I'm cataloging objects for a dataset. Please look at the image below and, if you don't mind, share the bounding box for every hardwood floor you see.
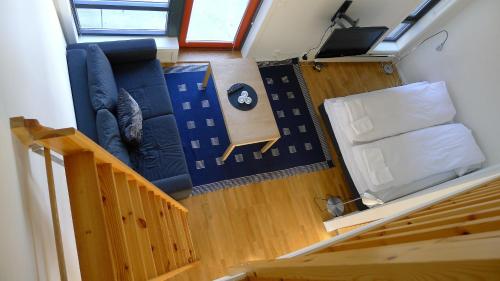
[171,61,401,281]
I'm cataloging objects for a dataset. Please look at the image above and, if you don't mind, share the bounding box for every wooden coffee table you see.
[202,58,280,161]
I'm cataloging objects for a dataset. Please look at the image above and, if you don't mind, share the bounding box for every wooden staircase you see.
[233,177,500,280]
[11,117,198,281]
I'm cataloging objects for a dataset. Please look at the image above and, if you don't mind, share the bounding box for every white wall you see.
[0,0,80,280]
[397,0,500,165]
[52,0,79,44]
[242,0,422,61]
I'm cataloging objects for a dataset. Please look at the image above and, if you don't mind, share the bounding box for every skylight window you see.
[384,0,440,42]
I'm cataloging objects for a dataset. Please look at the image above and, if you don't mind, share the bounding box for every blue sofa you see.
[66,39,192,200]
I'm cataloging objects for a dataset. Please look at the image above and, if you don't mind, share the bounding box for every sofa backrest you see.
[67,39,157,64]
[67,49,98,141]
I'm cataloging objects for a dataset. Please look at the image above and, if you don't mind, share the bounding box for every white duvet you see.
[331,81,456,144]
[352,123,485,193]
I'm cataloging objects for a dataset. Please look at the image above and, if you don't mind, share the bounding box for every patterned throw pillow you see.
[116,88,143,145]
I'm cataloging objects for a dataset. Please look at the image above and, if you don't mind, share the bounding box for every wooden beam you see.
[64,152,116,281]
[97,164,134,281]
[452,182,500,200]
[115,172,148,281]
[43,148,68,281]
[180,211,197,261]
[148,261,200,281]
[469,180,500,193]
[161,200,181,268]
[409,192,500,218]
[129,180,158,279]
[429,184,500,207]
[330,216,500,251]
[172,206,190,266]
[153,196,177,271]
[140,187,166,273]
[241,235,500,280]
[432,185,500,208]
[385,199,500,228]
[359,206,500,239]
[147,191,171,273]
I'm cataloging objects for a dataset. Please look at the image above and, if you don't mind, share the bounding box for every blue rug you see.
[165,60,332,195]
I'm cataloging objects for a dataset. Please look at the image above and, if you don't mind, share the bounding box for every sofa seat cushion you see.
[87,44,118,111]
[117,88,143,145]
[96,109,132,166]
[113,59,173,118]
[130,115,191,189]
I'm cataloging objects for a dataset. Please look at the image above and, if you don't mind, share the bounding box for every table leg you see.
[222,144,236,162]
[261,137,280,154]
[202,63,212,90]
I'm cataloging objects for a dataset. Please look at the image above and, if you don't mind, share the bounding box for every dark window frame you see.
[70,0,170,36]
[384,0,440,42]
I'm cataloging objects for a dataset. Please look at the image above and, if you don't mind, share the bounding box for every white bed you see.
[323,84,485,205]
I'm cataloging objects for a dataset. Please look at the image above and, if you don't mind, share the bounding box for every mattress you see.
[351,123,486,193]
[324,98,485,205]
[332,81,456,144]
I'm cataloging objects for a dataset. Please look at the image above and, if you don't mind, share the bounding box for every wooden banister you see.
[233,177,500,280]
[10,116,198,281]
[10,116,187,212]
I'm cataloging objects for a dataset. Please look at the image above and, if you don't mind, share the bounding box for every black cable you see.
[303,23,335,60]
[396,29,449,64]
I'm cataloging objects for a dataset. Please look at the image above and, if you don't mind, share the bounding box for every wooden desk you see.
[202,59,280,161]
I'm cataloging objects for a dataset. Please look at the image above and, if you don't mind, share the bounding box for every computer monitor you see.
[315,26,388,58]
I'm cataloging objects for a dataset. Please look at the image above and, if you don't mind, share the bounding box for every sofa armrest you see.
[67,39,157,64]
[153,174,193,200]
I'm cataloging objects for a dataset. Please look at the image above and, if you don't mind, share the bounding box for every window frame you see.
[384,0,440,42]
[70,0,170,36]
[178,0,261,49]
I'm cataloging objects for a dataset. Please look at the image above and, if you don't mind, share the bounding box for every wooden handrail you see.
[10,116,198,281]
[10,116,186,212]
